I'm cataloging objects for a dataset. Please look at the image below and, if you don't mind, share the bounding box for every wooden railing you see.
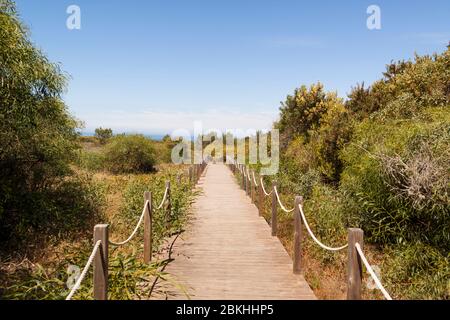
[227,161,392,300]
[66,161,207,300]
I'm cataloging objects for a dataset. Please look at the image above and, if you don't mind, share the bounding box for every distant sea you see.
[81,132,166,141]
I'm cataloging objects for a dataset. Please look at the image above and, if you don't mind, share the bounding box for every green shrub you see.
[340,107,450,249]
[0,173,106,248]
[153,141,174,164]
[303,184,349,258]
[104,135,156,174]
[0,1,104,248]
[383,243,450,299]
[308,102,353,182]
[75,149,105,171]
[94,127,113,145]
[277,83,342,146]
[117,168,194,251]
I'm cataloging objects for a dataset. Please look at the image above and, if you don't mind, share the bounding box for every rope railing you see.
[273,186,294,213]
[155,186,169,210]
[298,204,348,251]
[252,171,259,187]
[108,200,150,246]
[66,240,102,300]
[355,243,393,300]
[65,161,207,300]
[226,162,393,300]
[260,177,273,196]
[246,167,252,182]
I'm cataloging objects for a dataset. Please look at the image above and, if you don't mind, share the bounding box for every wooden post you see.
[245,170,250,197]
[258,175,263,216]
[271,181,277,236]
[347,228,364,300]
[93,224,109,300]
[144,192,152,264]
[241,167,245,190]
[165,181,171,224]
[250,171,255,204]
[189,167,193,185]
[293,196,303,274]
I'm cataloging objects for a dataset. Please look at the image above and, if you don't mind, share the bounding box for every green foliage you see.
[308,102,353,182]
[1,242,180,300]
[340,107,450,250]
[153,140,175,164]
[346,51,450,119]
[275,48,450,299]
[94,127,113,144]
[118,168,194,250]
[278,83,342,145]
[0,1,106,247]
[383,243,450,299]
[104,135,156,173]
[303,184,349,259]
[75,149,105,171]
[278,83,352,183]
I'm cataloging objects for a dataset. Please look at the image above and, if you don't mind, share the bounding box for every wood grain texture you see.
[164,164,316,300]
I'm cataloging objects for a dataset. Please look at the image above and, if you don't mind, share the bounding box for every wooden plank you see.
[161,164,316,300]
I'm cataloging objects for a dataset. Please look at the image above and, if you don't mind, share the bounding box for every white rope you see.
[260,178,273,196]
[298,204,348,251]
[246,167,252,182]
[66,240,102,300]
[355,243,393,300]
[156,186,169,210]
[252,171,259,187]
[109,200,149,246]
[273,186,294,213]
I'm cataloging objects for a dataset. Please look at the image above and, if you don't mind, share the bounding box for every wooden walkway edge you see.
[163,163,316,300]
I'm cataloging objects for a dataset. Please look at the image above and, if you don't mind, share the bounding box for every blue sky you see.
[15,0,450,135]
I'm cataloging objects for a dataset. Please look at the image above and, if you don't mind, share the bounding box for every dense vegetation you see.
[268,48,449,299]
[0,0,102,249]
[0,1,194,300]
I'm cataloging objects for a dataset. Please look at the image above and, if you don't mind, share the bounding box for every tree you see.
[0,1,87,244]
[94,127,113,144]
[277,83,342,147]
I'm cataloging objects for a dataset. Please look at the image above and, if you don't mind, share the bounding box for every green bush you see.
[340,107,450,250]
[383,243,449,299]
[277,83,342,145]
[104,135,156,174]
[0,1,104,248]
[75,149,105,171]
[94,127,113,145]
[118,168,194,251]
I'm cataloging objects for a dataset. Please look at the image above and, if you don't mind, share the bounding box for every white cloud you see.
[77,109,278,135]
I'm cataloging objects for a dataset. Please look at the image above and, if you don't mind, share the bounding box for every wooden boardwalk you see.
[164,163,316,300]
